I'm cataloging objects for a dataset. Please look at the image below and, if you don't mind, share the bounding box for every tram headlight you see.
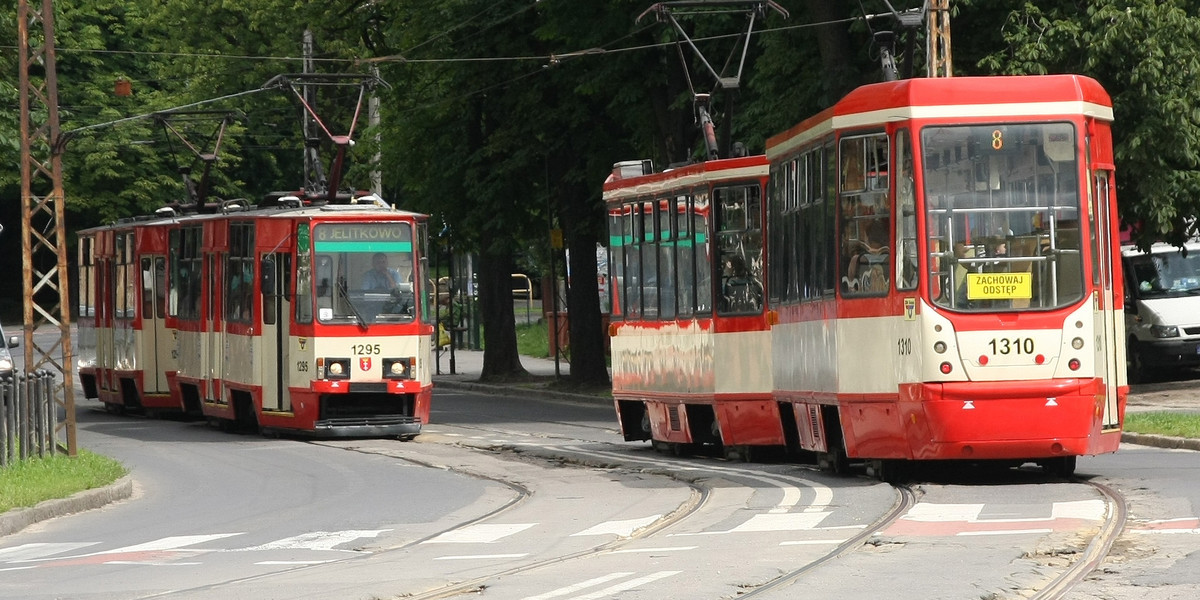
[1072,337,1085,350]
[383,357,413,379]
[1150,324,1180,338]
[933,341,947,354]
[320,357,351,380]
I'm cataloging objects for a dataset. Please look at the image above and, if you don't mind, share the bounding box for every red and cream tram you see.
[766,74,1125,477]
[606,156,783,456]
[77,195,435,437]
[77,214,179,414]
[608,74,1126,476]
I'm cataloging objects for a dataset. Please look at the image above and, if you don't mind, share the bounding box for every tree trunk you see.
[477,246,527,381]
[807,0,861,102]
[562,216,611,388]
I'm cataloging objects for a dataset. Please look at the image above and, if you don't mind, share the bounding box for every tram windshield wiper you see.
[336,281,369,329]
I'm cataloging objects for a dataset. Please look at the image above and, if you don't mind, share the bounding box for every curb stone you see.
[1121,432,1200,451]
[0,475,133,537]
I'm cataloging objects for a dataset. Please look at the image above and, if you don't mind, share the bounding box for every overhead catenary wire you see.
[42,8,898,145]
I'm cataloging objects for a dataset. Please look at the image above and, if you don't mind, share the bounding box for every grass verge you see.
[1124,411,1200,439]
[0,451,127,513]
[516,320,551,358]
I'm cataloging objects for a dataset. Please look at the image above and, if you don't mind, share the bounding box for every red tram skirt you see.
[844,378,1123,461]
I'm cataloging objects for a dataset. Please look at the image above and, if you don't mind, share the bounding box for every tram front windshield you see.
[922,122,1085,312]
[312,222,416,324]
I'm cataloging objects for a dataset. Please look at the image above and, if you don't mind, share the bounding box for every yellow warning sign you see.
[966,272,1032,300]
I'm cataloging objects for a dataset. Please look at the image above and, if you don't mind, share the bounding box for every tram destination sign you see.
[313,223,412,253]
[966,272,1032,300]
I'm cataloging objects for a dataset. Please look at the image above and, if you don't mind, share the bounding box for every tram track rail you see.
[737,483,918,598]
[1029,479,1127,600]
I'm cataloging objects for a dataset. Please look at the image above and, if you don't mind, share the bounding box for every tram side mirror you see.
[261,258,277,296]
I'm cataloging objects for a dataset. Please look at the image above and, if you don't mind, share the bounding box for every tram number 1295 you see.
[988,337,1034,355]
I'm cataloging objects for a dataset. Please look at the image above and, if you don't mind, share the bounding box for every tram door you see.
[140,256,168,393]
[1092,170,1122,430]
[206,254,221,403]
[97,258,115,394]
[260,252,291,412]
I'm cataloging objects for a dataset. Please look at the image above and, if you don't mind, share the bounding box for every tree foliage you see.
[7,0,1200,365]
[973,0,1200,247]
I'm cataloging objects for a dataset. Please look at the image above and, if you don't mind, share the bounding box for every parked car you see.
[0,324,18,379]
[1123,240,1200,382]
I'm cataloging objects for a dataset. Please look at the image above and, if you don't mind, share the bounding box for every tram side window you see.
[768,159,793,303]
[141,258,154,317]
[114,233,131,319]
[296,225,313,324]
[168,230,180,317]
[694,195,713,313]
[607,209,625,319]
[79,237,95,318]
[804,144,831,301]
[418,221,433,324]
[674,195,694,318]
[657,199,677,320]
[623,206,641,319]
[895,130,918,291]
[640,202,659,318]
[716,184,764,314]
[840,133,891,296]
[226,222,255,323]
[169,227,203,320]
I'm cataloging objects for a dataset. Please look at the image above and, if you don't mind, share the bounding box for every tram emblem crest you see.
[359,357,372,372]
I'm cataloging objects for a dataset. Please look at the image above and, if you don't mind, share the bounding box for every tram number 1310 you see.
[988,337,1035,355]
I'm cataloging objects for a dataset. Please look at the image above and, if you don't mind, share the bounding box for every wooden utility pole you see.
[927,0,952,77]
[18,0,77,456]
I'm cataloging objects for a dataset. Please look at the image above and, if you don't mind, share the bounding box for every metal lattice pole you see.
[18,0,77,457]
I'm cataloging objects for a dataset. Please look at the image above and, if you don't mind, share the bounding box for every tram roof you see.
[602,154,768,202]
[77,201,426,235]
[766,74,1114,159]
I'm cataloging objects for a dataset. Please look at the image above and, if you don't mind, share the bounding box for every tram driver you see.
[363,252,405,291]
[363,252,415,316]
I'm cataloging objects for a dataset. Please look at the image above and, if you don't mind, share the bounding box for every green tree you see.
[974,0,1200,248]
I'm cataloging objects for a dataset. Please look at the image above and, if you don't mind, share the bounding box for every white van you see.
[1122,240,1200,382]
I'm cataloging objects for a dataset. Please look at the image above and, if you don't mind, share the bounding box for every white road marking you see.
[255,560,337,565]
[902,503,985,522]
[102,534,244,554]
[571,515,661,538]
[423,523,536,544]
[564,446,832,513]
[608,546,697,554]
[236,529,390,552]
[569,571,682,600]
[432,553,528,560]
[523,573,634,600]
[958,529,1053,536]
[1051,499,1106,520]
[0,543,99,562]
[670,511,831,535]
